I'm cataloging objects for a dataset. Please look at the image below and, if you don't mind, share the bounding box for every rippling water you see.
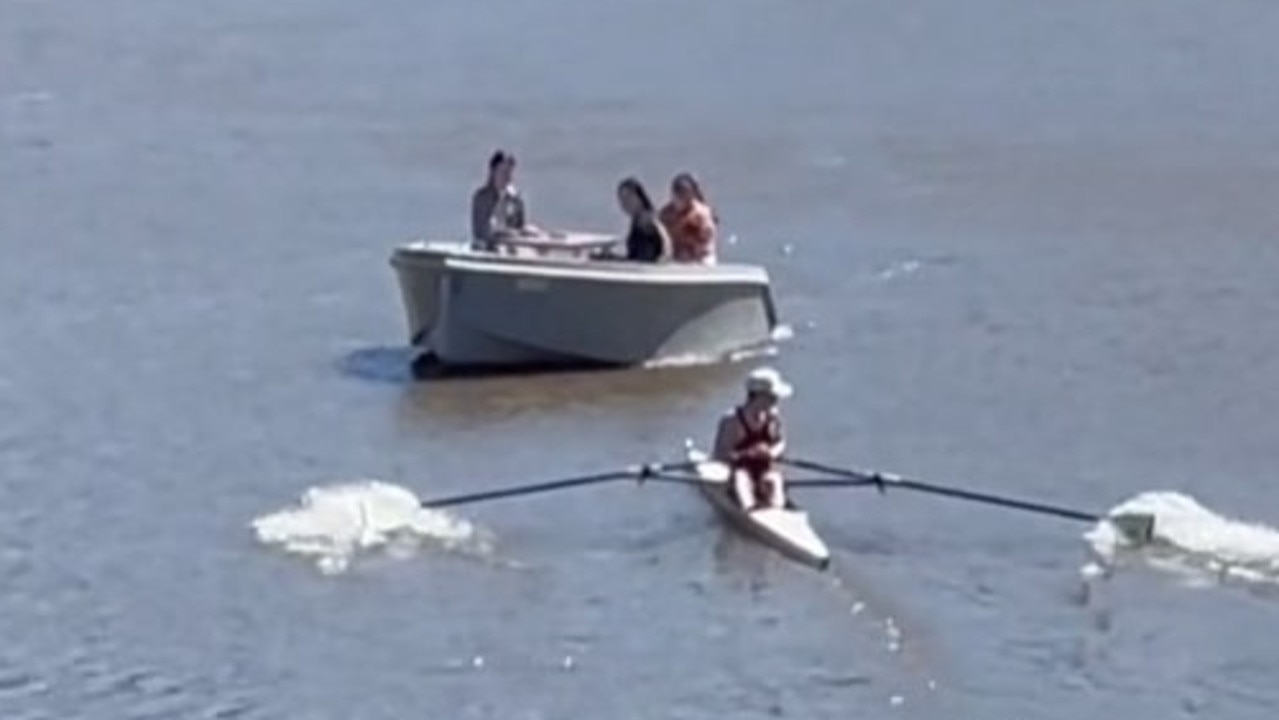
[3,0,1279,718]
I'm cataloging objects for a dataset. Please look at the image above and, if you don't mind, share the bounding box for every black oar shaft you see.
[782,458,1101,524]
[887,478,1100,523]
[421,470,631,509]
[639,473,705,488]
[419,462,698,509]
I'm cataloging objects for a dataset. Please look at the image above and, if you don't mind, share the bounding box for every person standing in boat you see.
[614,176,671,262]
[470,150,537,250]
[712,367,792,510]
[659,172,718,264]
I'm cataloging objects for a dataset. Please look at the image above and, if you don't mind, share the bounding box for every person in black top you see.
[615,177,670,262]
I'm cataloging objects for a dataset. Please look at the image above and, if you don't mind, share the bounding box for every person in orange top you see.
[658,172,718,264]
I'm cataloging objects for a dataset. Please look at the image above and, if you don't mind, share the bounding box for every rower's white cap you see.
[745,366,793,399]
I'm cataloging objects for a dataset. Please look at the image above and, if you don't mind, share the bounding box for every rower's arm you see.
[766,416,787,459]
[769,437,787,459]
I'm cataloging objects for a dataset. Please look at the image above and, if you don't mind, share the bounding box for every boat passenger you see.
[712,367,792,510]
[616,176,671,262]
[470,150,535,250]
[658,172,718,264]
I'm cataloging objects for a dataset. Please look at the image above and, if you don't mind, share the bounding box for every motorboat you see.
[388,232,781,371]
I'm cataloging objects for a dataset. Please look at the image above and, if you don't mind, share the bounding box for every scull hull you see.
[685,446,831,570]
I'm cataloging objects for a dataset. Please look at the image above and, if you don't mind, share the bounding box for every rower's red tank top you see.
[732,407,781,477]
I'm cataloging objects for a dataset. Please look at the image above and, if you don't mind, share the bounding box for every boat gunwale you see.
[390,241,771,285]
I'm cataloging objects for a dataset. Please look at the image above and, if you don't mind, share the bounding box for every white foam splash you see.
[251,480,494,574]
[1084,491,1279,587]
[875,259,922,281]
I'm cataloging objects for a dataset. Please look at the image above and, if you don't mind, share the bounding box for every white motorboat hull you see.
[685,446,831,570]
[390,239,780,370]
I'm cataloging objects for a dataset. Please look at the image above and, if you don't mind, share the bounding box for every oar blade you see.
[1110,512,1156,545]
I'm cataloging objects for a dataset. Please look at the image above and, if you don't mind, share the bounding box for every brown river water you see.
[3,0,1279,717]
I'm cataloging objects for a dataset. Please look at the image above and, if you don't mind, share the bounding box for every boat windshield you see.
[482,231,621,261]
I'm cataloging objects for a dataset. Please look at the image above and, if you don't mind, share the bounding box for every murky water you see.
[3,0,1279,718]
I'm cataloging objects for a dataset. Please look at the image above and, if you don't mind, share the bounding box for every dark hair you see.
[672,172,706,203]
[488,150,514,171]
[617,176,655,212]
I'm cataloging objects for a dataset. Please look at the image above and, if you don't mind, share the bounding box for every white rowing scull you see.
[684,443,831,570]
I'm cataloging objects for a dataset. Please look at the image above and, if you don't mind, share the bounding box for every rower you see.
[712,367,792,510]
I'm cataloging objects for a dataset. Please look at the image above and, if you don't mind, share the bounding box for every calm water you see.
[4,0,1279,717]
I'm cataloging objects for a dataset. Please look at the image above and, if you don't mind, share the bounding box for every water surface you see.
[3,0,1279,718]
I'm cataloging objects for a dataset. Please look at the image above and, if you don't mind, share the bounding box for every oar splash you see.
[250,462,698,574]
[250,479,497,575]
[1083,491,1279,587]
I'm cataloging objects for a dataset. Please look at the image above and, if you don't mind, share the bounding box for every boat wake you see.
[1084,491,1279,590]
[642,325,792,369]
[250,480,496,574]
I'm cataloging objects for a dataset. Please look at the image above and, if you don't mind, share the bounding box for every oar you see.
[779,457,1156,543]
[419,461,700,509]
